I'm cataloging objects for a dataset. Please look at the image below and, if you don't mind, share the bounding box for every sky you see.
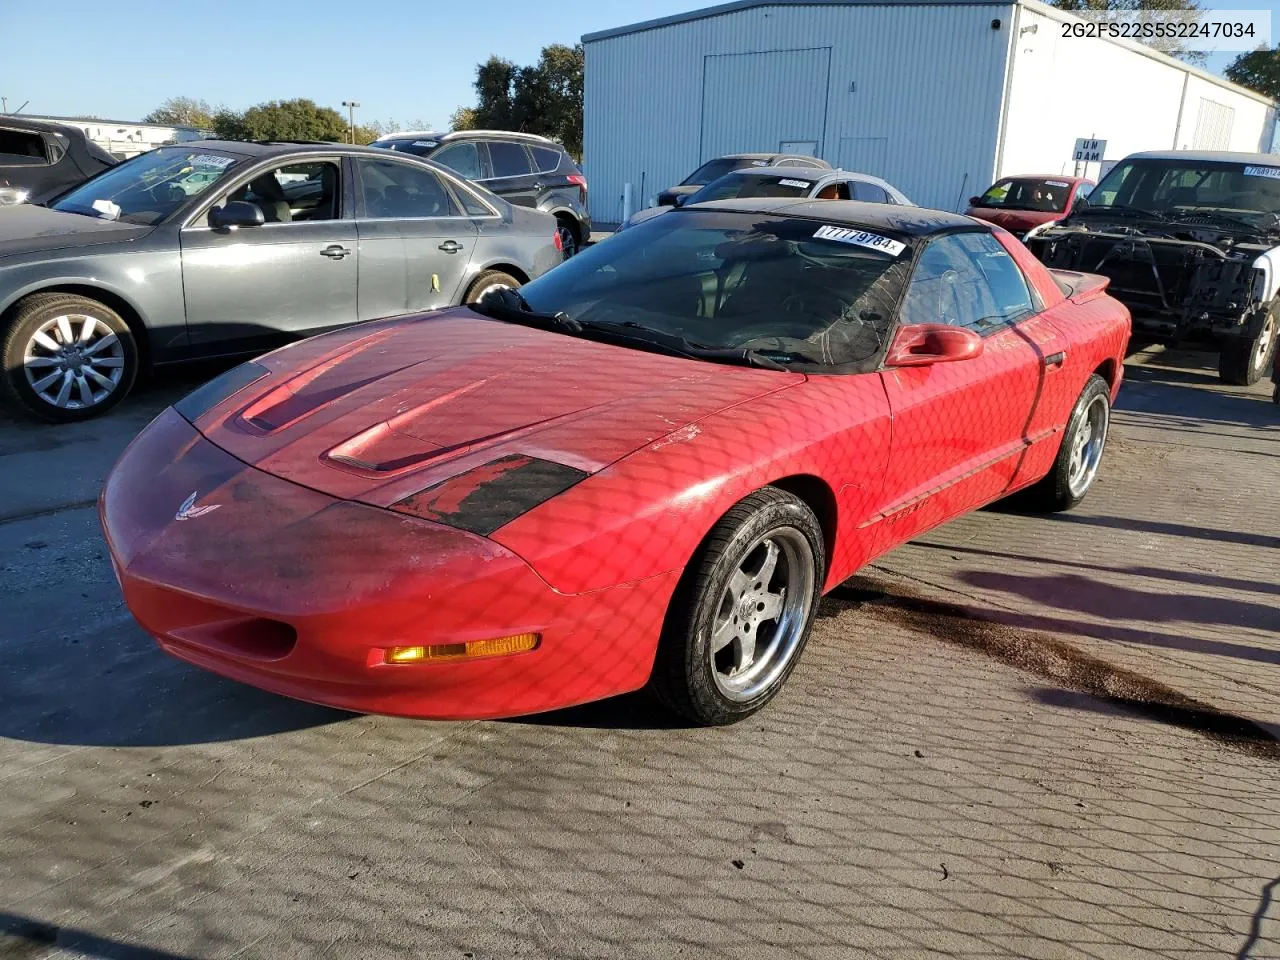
[2,0,1276,125]
[1,0,699,126]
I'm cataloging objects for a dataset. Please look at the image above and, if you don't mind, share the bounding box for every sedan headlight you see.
[0,186,30,206]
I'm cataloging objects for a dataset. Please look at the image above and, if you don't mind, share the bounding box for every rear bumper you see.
[100,408,676,719]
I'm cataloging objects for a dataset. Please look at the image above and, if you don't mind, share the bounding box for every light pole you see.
[342,100,360,144]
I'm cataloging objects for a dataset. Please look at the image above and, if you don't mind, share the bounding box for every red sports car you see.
[966,175,1094,239]
[101,199,1130,725]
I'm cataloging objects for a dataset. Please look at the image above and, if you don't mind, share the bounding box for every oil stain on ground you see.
[825,575,1280,762]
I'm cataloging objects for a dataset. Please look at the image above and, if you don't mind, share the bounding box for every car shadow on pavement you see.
[504,690,690,731]
[987,505,1280,550]
[0,911,201,960]
[0,632,352,748]
[958,570,1280,636]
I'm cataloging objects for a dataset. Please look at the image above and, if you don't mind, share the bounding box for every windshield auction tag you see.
[1243,166,1280,179]
[1045,180,1070,187]
[812,224,906,256]
[191,154,235,169]
[778,179,811,189]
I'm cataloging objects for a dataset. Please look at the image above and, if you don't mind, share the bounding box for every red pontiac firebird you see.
[101,199,1130,726]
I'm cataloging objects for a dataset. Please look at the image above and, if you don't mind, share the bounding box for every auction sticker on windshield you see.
[191,155,235,169]
[812,225,906,257]
[778,179,811,189]
[1244,166,1280,179]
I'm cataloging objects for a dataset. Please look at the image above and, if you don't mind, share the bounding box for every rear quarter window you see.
[531,146,562,174]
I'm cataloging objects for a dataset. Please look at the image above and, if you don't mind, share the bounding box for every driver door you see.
[871,232,1044,550]
[179,157,358,350]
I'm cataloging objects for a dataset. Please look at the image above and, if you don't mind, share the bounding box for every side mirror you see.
[968,196,982,207]
[673,194,689,208]
[1071,194,1089,213]
[886,323,984,367]
[209,200,265,230]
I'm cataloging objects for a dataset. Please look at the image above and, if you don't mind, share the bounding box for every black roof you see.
[687,197,980,236]
[178,139,393,158]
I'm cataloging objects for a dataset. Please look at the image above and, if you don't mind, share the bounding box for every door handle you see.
[532,182,545,190]
[438,240,463,254]
[320,245,351,260]
[1044,351,1067,368]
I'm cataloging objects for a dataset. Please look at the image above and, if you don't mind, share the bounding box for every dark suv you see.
[371,130,590,256]
[0,116,118,206]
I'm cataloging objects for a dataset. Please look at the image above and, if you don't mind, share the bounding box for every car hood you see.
[621,206,673,230]
[0,203,151,257]
[191,309,800,510]
[966,206,1061,232]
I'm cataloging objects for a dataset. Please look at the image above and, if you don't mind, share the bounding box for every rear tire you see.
[1,292,138,422]
[1024,374,1111,512]
[1219,301,1278,386]
[650,488,824,726]
[556,217,580,259]
[464,270,520,304]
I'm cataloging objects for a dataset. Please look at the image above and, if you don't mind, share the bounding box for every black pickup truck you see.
[1023,151,1280,386]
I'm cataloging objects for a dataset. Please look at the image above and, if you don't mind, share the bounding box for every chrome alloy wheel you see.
[23,314,126,411]
[708,528,816,702]
[1067,393,1110,498]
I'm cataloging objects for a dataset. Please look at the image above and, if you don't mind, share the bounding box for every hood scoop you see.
[324,378,610,476]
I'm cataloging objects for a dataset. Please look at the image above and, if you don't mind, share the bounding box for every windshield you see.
[1085,158,1280,226]
[52,147,238,224]
[372,138,438,157]
[977,178,1073,213]
[691,173,816,203]
[501,210,914,371]
[681,157,764,186]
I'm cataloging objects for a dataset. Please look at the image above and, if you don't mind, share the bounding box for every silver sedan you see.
[0,140,563,421]
[620,166,914,232]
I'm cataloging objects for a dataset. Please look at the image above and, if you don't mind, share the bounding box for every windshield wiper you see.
[1168,209,1273,233]
[467,287,582,334]
[1075,204,1169,221]
[577,319,810,370]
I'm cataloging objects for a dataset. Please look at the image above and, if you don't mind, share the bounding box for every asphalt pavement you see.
[0,345,1277,960]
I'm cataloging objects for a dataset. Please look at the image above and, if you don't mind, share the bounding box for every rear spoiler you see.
[1049,269,1111,304]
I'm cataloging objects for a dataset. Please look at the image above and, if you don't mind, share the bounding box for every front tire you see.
[1,293,138,422]
[556,217,579,260]
[1219,301,1278,386]
[650,488,824,726]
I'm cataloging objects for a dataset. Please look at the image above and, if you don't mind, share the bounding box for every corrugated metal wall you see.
[998,4,1276,180]
[583,3,1014,224]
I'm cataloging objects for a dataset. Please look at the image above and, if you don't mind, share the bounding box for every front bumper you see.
[100,408,676,719]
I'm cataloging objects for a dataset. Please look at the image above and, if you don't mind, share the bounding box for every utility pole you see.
[342,100,360,144]
[1,97,7,114]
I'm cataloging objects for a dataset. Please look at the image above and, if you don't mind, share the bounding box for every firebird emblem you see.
[175,491,220,522]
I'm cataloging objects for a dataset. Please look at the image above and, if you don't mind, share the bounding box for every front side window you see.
[900,232,1033,331]
[488,141,532,178]
[359,159,460,218]
[431,141,484,180]
[225,161,340,223]
[511,211,915,371]
[54,147,238,225]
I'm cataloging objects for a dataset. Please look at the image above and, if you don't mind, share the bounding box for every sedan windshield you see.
[977,178,1073,213]
[498,210,914,371]
[691,173,816,203]
[681,157,763,186]
[52,147,238,225]
[1086,158,1280,226]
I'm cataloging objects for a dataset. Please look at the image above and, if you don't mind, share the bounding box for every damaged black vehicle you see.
[1023,151,1280,385]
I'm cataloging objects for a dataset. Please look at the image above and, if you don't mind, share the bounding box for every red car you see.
[100,200,1130,726]
[966,175,1094,238]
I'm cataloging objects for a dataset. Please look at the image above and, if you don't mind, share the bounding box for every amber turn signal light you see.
[383,633,540,664]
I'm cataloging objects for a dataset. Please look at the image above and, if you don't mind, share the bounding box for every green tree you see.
[466,44,584,157]
[211,108,248,141]
[1226,45,1280,98]
[143,96,216,130]
[449,106,478,131]
[236,98,350,142]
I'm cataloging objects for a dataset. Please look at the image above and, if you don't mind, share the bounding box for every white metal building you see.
[582,0,1277,224]
[20,115,207,159]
